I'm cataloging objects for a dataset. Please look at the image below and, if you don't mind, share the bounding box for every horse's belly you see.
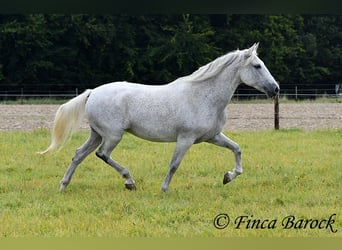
[126,96,185,142]
[127,123,178,142]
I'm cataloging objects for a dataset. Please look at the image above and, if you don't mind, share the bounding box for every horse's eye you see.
[254,64,261,69]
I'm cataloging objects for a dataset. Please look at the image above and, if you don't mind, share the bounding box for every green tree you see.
[0,14,341,94]
[302,15,342,84]
[0,14,53,88]
[132,14,221,84]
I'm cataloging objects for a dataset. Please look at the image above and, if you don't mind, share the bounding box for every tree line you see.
[0,14,341,94]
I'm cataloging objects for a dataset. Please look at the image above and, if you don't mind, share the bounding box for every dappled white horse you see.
[40,43,279,192]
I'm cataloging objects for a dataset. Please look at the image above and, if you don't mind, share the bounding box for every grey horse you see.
[40,43,279,192]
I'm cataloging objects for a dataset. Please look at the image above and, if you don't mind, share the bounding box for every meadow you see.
[0,128,341,237]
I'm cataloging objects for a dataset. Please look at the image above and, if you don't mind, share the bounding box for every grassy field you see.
[0,129,341,237]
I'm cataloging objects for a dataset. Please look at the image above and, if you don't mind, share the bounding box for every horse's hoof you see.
[59,184,67,191]
[59,180,68,191]
[125,183,136,190]
[223,173,232,185]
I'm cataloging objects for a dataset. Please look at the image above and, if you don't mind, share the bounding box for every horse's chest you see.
[193,111,226,142]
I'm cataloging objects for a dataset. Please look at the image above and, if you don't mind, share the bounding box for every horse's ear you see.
[245,44,256,58]
[245,43,259,59]
[254,42,259,51]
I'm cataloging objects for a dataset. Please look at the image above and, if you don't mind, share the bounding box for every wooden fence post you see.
[274,94,279,130]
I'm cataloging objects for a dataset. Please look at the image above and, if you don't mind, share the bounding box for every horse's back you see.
[85,82,185,141]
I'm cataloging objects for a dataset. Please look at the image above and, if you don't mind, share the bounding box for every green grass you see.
[0,129,341,237]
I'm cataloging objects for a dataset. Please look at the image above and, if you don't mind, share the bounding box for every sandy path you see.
[0,103,341,132]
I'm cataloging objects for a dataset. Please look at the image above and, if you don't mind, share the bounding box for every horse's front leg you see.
[207,132,242,184]
[161,137,195,192]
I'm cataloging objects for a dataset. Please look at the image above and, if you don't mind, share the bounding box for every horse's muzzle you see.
[267,85,279,98]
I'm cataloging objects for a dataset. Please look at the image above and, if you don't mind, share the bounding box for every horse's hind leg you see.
[60,129,102,191]
[95,134,136,190]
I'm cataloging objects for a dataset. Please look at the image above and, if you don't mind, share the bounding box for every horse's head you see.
[239,43,279,98]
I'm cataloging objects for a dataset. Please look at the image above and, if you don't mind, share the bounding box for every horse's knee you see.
[72,149,84,164]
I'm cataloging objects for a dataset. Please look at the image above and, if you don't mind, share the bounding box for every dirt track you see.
[0,103,341,132]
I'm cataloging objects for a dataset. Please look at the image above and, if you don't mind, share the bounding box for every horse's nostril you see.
[274,86,279,93]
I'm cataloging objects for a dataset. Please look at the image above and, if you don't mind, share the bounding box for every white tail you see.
[39,89,92,154]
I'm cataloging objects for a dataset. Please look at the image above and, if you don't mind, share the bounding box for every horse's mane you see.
[179,49,243,83]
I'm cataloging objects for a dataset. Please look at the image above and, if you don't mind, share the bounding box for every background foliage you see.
[0,14,341,92]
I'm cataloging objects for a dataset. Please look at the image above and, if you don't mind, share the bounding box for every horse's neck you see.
[218,67,241,102]
[190,65,241,111]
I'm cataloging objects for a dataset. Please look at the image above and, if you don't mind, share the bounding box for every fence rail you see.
[2,85,337,130]
[232,83,341,100]
[0,88,79,100]
[0,85,341,101]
